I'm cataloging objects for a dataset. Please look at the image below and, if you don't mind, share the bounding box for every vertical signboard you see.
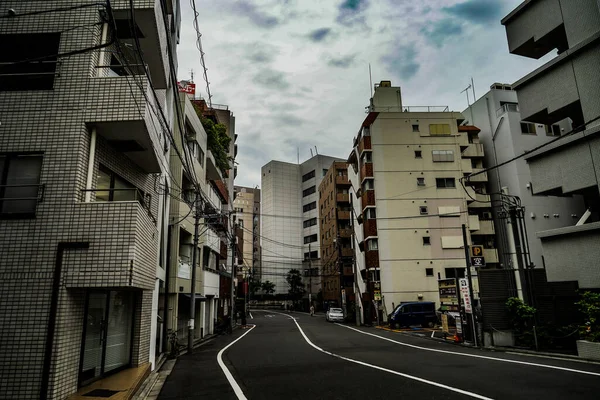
[459,278,473,314]
[438,278,459,312]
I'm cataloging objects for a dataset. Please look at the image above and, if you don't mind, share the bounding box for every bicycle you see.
[167,329,184,358]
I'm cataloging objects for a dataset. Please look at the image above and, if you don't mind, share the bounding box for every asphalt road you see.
[158,310,600,400]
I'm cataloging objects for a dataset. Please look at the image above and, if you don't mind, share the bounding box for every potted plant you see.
[576,291,600,360]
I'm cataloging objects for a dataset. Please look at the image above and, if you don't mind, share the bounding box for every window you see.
[412,124,420,132]
[238,219,244,228]
[367,239,378,251]
[303,218,317,228]
[303,202,316,212]
[422,236,431,245]
[0,33,61,91]
[545,124,561,137]
[304,250,318,260]
[432,150,454,162]
[365,208,376,219]
[107,54,128,77]
[96,165,142,203]
[436,178,456,188]
[302,170,315,182]
[429,124,451,135]
[417,177,425,186]
[302,186,316,197]
[426,268,434,277]
[322,169,328,177]
[362,179,374,191]
[362,152,372,163]
[520,122,536,135]
[0,154,43,216]
[187,141,204,167]
[414,150,422,158]
[419,206,428,215]
[304,234,317,244]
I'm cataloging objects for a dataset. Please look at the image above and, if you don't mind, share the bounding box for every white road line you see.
[249,312,253,319]
[266,310,492,400]
[217,325,256,400]
[335,323,600,377]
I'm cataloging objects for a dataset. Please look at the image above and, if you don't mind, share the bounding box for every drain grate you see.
[82,389,121,398]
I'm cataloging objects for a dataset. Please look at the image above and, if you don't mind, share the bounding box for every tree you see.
[249,276,262,295]
[286,269,305,302]
[192,103,232,175]
[577,291,600,343]
[261,280,275,295]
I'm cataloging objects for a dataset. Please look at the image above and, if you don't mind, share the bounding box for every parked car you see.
[326,307,344,322]
[388,302,437,329]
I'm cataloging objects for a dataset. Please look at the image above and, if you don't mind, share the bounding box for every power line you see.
[190,0,212,107]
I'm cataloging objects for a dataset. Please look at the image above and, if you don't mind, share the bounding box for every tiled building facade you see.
[0,1,180,398]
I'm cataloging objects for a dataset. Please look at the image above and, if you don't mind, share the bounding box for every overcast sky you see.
[176,0,551,188]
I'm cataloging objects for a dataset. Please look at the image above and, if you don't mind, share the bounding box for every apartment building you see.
[318,162,354,310]
[464,84,585,282]
[234,186,261,280]
[0,1,180,398]
[261,155,341,297]
[502,0,600,289]
[347,81,499,320]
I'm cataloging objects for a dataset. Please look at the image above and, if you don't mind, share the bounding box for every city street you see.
[158,310,600,400]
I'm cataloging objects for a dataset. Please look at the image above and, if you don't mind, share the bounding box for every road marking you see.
[249,312,253,319]
[336,324,600,377]
[265,311,491,400]
[217,324,256,400]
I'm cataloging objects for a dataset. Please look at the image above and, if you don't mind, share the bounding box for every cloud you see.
[273,113,306,126]
[336,0,369,26]
[380,43,420,80]
[229,1,280,28]
[253,68,290,90]
[328,54,357,68]
[421,19,463,48]
[246,43,279,63]
[308,27,332,42]
[442,0,504,24]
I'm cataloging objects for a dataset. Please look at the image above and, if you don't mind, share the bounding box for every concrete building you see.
[0,1,180,398]
[261,154,342,296]
[347,81,499,320]
[318,162,355,310]
[502,0,600,289]
[234,186,261,280]
[464,84,585,282]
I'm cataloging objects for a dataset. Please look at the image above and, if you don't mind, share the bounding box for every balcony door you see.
[80,291,134,386]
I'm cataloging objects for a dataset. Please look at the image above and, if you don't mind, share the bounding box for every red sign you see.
[178,81,196,95]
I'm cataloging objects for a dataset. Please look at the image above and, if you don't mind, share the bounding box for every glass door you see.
[80,292,108,386]
[104,291,133,373]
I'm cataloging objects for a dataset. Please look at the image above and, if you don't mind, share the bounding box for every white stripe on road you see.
[264,311,492,400]
[217,324,256,400]
[335,324,600,377]
[249,311,253,319]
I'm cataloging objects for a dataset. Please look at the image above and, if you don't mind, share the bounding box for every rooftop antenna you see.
[315,146,318,155]
[471,77,476,100]
[190,69,194,82]
[369,63,373,98]
[297,147,300,164]
[461,84,472,107]
[310,148,313,157]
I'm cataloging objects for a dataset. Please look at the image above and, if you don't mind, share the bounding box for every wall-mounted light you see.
[530,212,536,219]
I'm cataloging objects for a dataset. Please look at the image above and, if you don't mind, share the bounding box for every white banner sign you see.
[459,278,473,314]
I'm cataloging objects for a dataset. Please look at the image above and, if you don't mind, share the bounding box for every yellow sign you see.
[441,314,449,333]
[471,245,483,257]
[374,290,381,301]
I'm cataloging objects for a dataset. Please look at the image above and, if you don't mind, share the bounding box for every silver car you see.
[326,307,344,322]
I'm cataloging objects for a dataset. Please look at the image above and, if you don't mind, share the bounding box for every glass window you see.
[432,150,454,162]
[304,234,317,244]
[545,124,561,137]
[368,239,378,250]
[423,236,431,245]
[417,177,425,186]
[362,180,374,191]
[0,154,43,216]
[414,150,422,158]
[426,268,434,277]
[322,169,328,177]
[302,170,315,182]
[303,218,317,228]
[302,186,316,197]
[419,206,428,215]
[429,124,451,135]
[436,178,456,188]
[362,152,372,163]
[520,122,536,135]
[365,208,376,219]
[96,165,140,203]
[412,124,419,132]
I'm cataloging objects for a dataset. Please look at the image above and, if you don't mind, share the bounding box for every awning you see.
[182,293,207,301]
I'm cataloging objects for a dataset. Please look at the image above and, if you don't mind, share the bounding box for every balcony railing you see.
[367,105,449,113]
[81,187,155,224]
[496,103,519,117]
[336,193,350,203]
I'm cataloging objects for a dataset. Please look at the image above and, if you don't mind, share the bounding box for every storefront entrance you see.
[79,291,135,386]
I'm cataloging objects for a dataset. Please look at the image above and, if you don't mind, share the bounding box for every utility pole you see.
[187,191,202,353]
[461,224,478,347]
[336,231,344,315]
[308,243,312,307]
[230,221,237,332]
[350,196,361,326]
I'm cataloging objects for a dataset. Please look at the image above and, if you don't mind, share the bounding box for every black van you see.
[388,302,437,328]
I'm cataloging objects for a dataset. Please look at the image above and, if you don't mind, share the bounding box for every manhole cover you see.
[82,389,121,398]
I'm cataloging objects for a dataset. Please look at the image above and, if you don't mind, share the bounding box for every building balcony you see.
[360,162,374,181]
[206,150,224,181]
[502,0,568,59]
[65,200,157,290]
[467,192,492,209]
[336,193,350,203]
[358,135,372,154]
[469,169,488,182]
[338,228,352,238]
[482,248,499,264]
[461,159,473,174]
[472,220,495,236]
[365,250,379,269]
[461,143,484,158]
[524,126,600,196]
[335,175,351,186]
[537,222,600,289]
[468,215,480,231]
[112,0,169,88]
[338,210,351,220]
[341,248,354,258]
[363,219,377,238]
[361,190,375,208]
[85,76,163,173]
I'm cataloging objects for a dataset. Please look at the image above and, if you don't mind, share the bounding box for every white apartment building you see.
[261,155,342,296]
